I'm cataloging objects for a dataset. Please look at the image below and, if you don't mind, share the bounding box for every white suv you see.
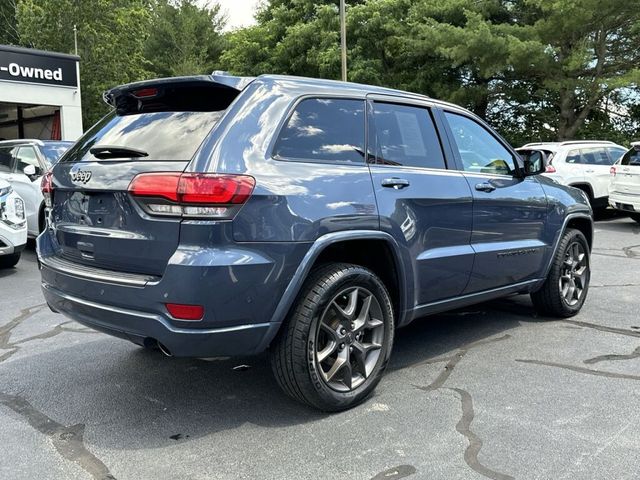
[609,142,640,223]
[516,141,627,209]
[0,179,27,268]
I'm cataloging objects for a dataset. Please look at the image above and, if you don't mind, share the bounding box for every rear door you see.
[49,79,241,275]
[441,110,548,293]
[580,146,617,199]
[367,98,474,305]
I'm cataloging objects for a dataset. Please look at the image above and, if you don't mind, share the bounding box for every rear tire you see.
[531,229,590,318]
[271,263,394,412]
[0,253,21,269]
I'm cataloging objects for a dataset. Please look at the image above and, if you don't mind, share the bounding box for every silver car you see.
[0,139,73,237]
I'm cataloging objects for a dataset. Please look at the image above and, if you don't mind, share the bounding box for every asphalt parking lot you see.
[1,215,639,480]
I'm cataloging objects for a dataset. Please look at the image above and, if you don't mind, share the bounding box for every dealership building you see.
[0,44,83,141]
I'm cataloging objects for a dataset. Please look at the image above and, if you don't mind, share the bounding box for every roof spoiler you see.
[103,73,256,114]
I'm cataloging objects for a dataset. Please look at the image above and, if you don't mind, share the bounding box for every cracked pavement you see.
[0,214,639,480]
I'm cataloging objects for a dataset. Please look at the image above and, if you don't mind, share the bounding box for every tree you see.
[0,0,19,45]
[16,0,153,126]
[145,0,226,77]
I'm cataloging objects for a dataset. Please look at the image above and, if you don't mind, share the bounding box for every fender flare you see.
[255,230,411,352]
[538,211,593,283]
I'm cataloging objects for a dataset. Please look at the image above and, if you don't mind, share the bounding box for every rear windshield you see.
[62,111,223,163]
[621,147,640,166]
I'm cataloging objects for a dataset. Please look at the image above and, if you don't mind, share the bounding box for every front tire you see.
[531,229,590,317]
[0,253,21,269]
[630,213,640,225]
[271,263,394,412]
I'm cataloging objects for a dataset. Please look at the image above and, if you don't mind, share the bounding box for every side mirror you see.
[520,151,546,176]
[23,164,37,177]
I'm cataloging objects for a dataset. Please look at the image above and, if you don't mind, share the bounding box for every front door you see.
[441,110,549,293]
[367,99,474,307]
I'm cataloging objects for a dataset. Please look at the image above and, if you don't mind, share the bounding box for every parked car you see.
[0,179,27,268]
[0,139,74,237]
[38,74,593,411]
[516,141,627,209]
[609,142,640,223]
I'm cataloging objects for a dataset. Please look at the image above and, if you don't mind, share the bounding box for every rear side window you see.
[606,147,627,163]
[273,98,365,163]
[370,102,446,169]
[579,147,612,165]
[62,110,223,163]
[621,148,640,166]
[0,147,15,173]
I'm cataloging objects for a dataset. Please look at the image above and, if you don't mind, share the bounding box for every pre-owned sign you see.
[0,45,79,88]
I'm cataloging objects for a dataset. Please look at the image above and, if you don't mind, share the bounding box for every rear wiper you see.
[90,145,149,159]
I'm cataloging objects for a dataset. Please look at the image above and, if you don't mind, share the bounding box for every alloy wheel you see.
[559,241,589,306]
[315,287,385,392]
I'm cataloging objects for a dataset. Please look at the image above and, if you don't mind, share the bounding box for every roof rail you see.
[559,140,616,146]
[521,142,560,147]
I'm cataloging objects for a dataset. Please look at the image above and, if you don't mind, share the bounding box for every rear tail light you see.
[545,165,556,173]
[128,173,255,219]
[610,166,617,176]
[41,171,54,208]
[165,303,204,321]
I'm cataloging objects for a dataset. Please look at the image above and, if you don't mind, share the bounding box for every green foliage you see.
[16,0,153,126]
[145,0,226,77]
[0,0,19,45]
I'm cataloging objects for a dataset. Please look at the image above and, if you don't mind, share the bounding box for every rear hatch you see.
[48,76,250,276]
[612,146,640,198]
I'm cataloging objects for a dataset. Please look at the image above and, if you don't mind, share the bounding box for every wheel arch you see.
[258,231,412,352]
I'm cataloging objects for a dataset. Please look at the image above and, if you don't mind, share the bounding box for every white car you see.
[516,141,627,209]
[0,139,73,237]
[0,179,27,268]
[609,142,640,223]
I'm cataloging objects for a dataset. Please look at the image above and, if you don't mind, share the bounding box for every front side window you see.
[0,147,15,173]
[444,112,516,175]
[370,102,446,169]
[273,98,365,163]
[15,146,42,176]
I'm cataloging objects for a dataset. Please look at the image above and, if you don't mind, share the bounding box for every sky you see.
[213,0,261,30]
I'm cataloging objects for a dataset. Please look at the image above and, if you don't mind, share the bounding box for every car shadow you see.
[0,294,537,452]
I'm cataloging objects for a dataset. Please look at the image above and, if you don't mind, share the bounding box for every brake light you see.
[128,173,255,218]
[545,165,556,173]
[132,87,159,99]
[610,166,617,176]
[166,303,204,321]
[41,171,54,208]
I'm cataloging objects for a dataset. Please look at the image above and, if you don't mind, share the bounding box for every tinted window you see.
[15,146,42,176]
[0,147,15,173]
[273,98,365,163]
[370,103,445,169]
[580,147,612,165]
[63,111,223,162]
[606,147,627,163]
[40,142,72,166]
[621,147,640,166]
[566,150,581,164]
[444,112,515,175]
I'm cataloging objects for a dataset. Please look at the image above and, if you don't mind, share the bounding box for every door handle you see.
[381,178,410,189]
[585,169,595,173]
[475,182,496,193]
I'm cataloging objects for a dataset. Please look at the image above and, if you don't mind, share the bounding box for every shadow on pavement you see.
[0,293,537,451]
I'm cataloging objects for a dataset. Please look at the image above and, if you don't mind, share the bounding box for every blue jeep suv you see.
[38,74,592,411]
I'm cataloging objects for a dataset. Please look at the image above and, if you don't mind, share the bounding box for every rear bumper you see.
[42,283,278,356]
[37,231,310,357]
[609,191,640,212]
